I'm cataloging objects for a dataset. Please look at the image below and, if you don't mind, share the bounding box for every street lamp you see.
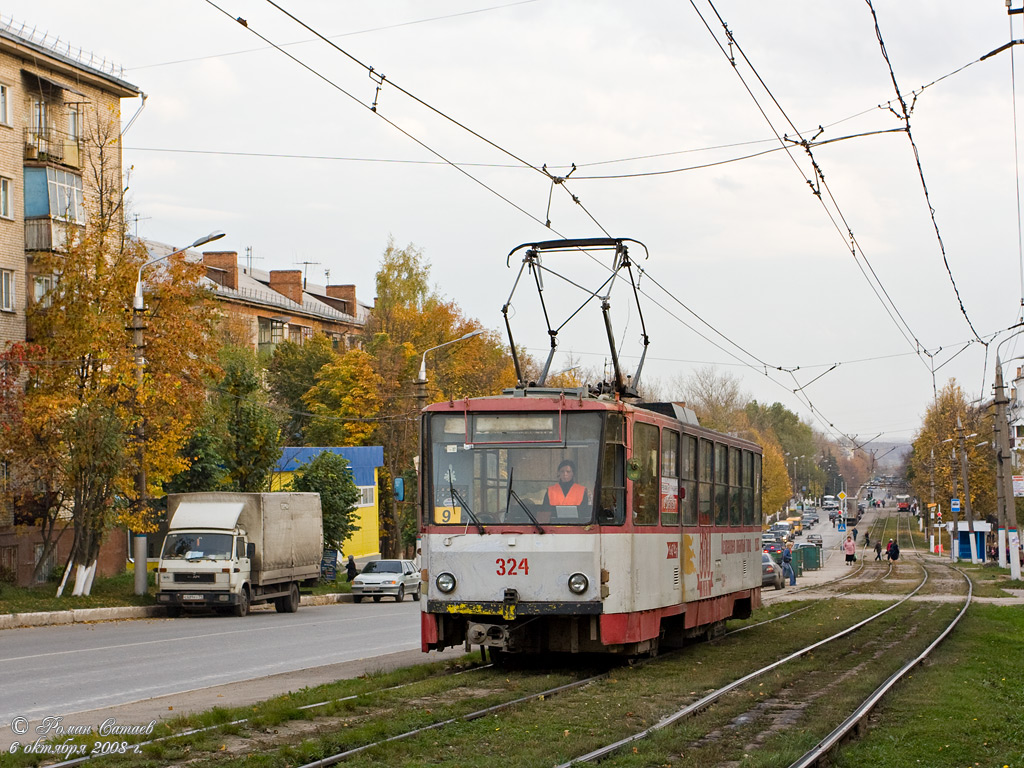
[130,230,225,595]
[414,329,485,408]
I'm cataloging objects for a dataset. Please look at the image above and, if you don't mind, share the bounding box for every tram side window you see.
[754,453,763,522]
[632,422,659,526]
[729,447,741,526]
[598,413,626,525]
[681,434,697,526]
[714,443,729,526]
[742,450,755,525]
[698,438,713,526]
[661,429,680,526]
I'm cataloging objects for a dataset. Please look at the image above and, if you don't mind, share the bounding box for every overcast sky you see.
[12,1,1024,449]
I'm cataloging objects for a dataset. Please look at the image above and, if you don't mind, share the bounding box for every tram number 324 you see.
[496,558,530,576]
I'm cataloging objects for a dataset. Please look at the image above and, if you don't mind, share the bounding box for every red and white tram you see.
[418,389,763,656]
[419,238,764,656]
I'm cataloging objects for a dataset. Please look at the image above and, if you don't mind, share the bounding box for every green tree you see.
[290,451,360,551]
[214,346,281,492]
[266,335,337,444]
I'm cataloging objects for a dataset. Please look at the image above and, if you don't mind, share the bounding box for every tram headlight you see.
[567,572,589,595]
[436,572,457,593]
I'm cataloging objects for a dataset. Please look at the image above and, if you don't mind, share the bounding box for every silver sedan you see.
[351,559,421,602]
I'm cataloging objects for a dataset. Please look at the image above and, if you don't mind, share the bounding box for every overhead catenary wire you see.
[864,0,984,345]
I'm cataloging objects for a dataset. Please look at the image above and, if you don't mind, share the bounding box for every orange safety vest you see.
[548,483,585,505]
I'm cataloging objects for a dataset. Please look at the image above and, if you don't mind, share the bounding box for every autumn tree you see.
[302,349,383,446]
[16,118,219,595]
[907,380,995,529]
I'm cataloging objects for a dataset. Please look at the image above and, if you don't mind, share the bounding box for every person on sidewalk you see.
[781,544,796,586]
[844,535,857,565]
[874,540,883,560]
[346,555,358,582]
[885,539,894,560]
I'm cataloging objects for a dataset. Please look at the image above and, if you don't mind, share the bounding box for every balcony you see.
[24,127,82,169]
[25,218,80,252]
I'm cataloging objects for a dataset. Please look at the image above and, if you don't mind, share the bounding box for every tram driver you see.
[540,459,593,521]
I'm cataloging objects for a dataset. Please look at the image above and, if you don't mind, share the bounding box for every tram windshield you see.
[427,411,603,527]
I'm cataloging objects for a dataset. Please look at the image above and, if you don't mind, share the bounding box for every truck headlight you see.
[568,572,588,594]
[436,572,456,593]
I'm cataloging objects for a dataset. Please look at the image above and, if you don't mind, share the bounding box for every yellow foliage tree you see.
[302,349,383,446]
[11,119,219,594]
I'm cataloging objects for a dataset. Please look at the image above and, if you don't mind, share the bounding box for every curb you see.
[0,594,353,631]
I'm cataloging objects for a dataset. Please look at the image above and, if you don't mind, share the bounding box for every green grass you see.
[0,571,157,614]
[834,602,1024,767]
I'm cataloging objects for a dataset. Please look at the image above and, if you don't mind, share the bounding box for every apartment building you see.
[0,18,140,350]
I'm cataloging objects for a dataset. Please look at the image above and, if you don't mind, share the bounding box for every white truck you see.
[156,492,323,617]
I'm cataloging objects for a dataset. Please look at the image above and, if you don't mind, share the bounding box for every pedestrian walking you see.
[874,540,883,560]
[781,544,796,586]
[885,539,893,560]
[889,541,900,561]
[346,555,358,582]
[843,535,857,565]
[852,527,859,543]
[864,531,870,547]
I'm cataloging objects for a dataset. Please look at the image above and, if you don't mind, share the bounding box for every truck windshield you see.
[161,533,234,561]
[427,411,602,526]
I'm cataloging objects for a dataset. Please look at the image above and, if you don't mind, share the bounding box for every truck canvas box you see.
[156,492,323,617]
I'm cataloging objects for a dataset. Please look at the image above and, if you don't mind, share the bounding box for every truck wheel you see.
[234,587,250,617]
[412,585,420,601]
[285,583,300,612]
[396,585,405,602]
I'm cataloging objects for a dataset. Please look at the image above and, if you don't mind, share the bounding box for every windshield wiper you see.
[505,468,544,534]
[449,475,486,535]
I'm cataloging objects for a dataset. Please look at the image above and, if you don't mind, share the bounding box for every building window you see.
[68,104,79,142]
[0,269,14,312]
[357,487,375,507]
[24,167,85,223]
[0,177,9,219]
[0,84,8,125]
[31,98,48,136]
[34,275,54,308]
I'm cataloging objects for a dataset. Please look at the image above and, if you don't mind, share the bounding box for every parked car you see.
[807,533,823,547]
[762,552,784,590]
[350,559,421,602]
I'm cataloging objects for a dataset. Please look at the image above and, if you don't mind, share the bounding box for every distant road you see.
[0,601,426,728]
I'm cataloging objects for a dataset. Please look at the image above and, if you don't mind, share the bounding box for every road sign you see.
[837,521,847,532]
[951,498,960,513]
[1014,476,1024,497]
[838,491,847,501]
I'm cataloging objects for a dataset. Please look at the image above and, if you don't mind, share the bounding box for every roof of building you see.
[0,17,140,97]
[142,239,372,327]
[275,446,385,487]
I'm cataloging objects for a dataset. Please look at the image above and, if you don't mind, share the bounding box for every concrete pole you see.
[132,303,148,596]
[994,359,1022,579]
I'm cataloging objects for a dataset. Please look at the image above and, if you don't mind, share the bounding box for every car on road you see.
[763,540,784,556]
[807,533,823,547]
[762,552,784,590]
[350,559,421,602]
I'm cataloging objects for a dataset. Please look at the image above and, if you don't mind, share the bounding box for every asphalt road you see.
[0,599,444,742]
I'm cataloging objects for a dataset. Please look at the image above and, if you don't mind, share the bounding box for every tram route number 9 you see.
[496,557,529,576]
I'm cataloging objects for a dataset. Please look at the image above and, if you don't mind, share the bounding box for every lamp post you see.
[131,230,224,595]
[413,330,485,409]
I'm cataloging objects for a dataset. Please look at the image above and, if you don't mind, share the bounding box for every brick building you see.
[0,19,140,586]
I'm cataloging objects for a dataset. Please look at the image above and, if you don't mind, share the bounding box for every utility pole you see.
[929,449,936,554]
[994,358,1022,579]
[956,416,980,563]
